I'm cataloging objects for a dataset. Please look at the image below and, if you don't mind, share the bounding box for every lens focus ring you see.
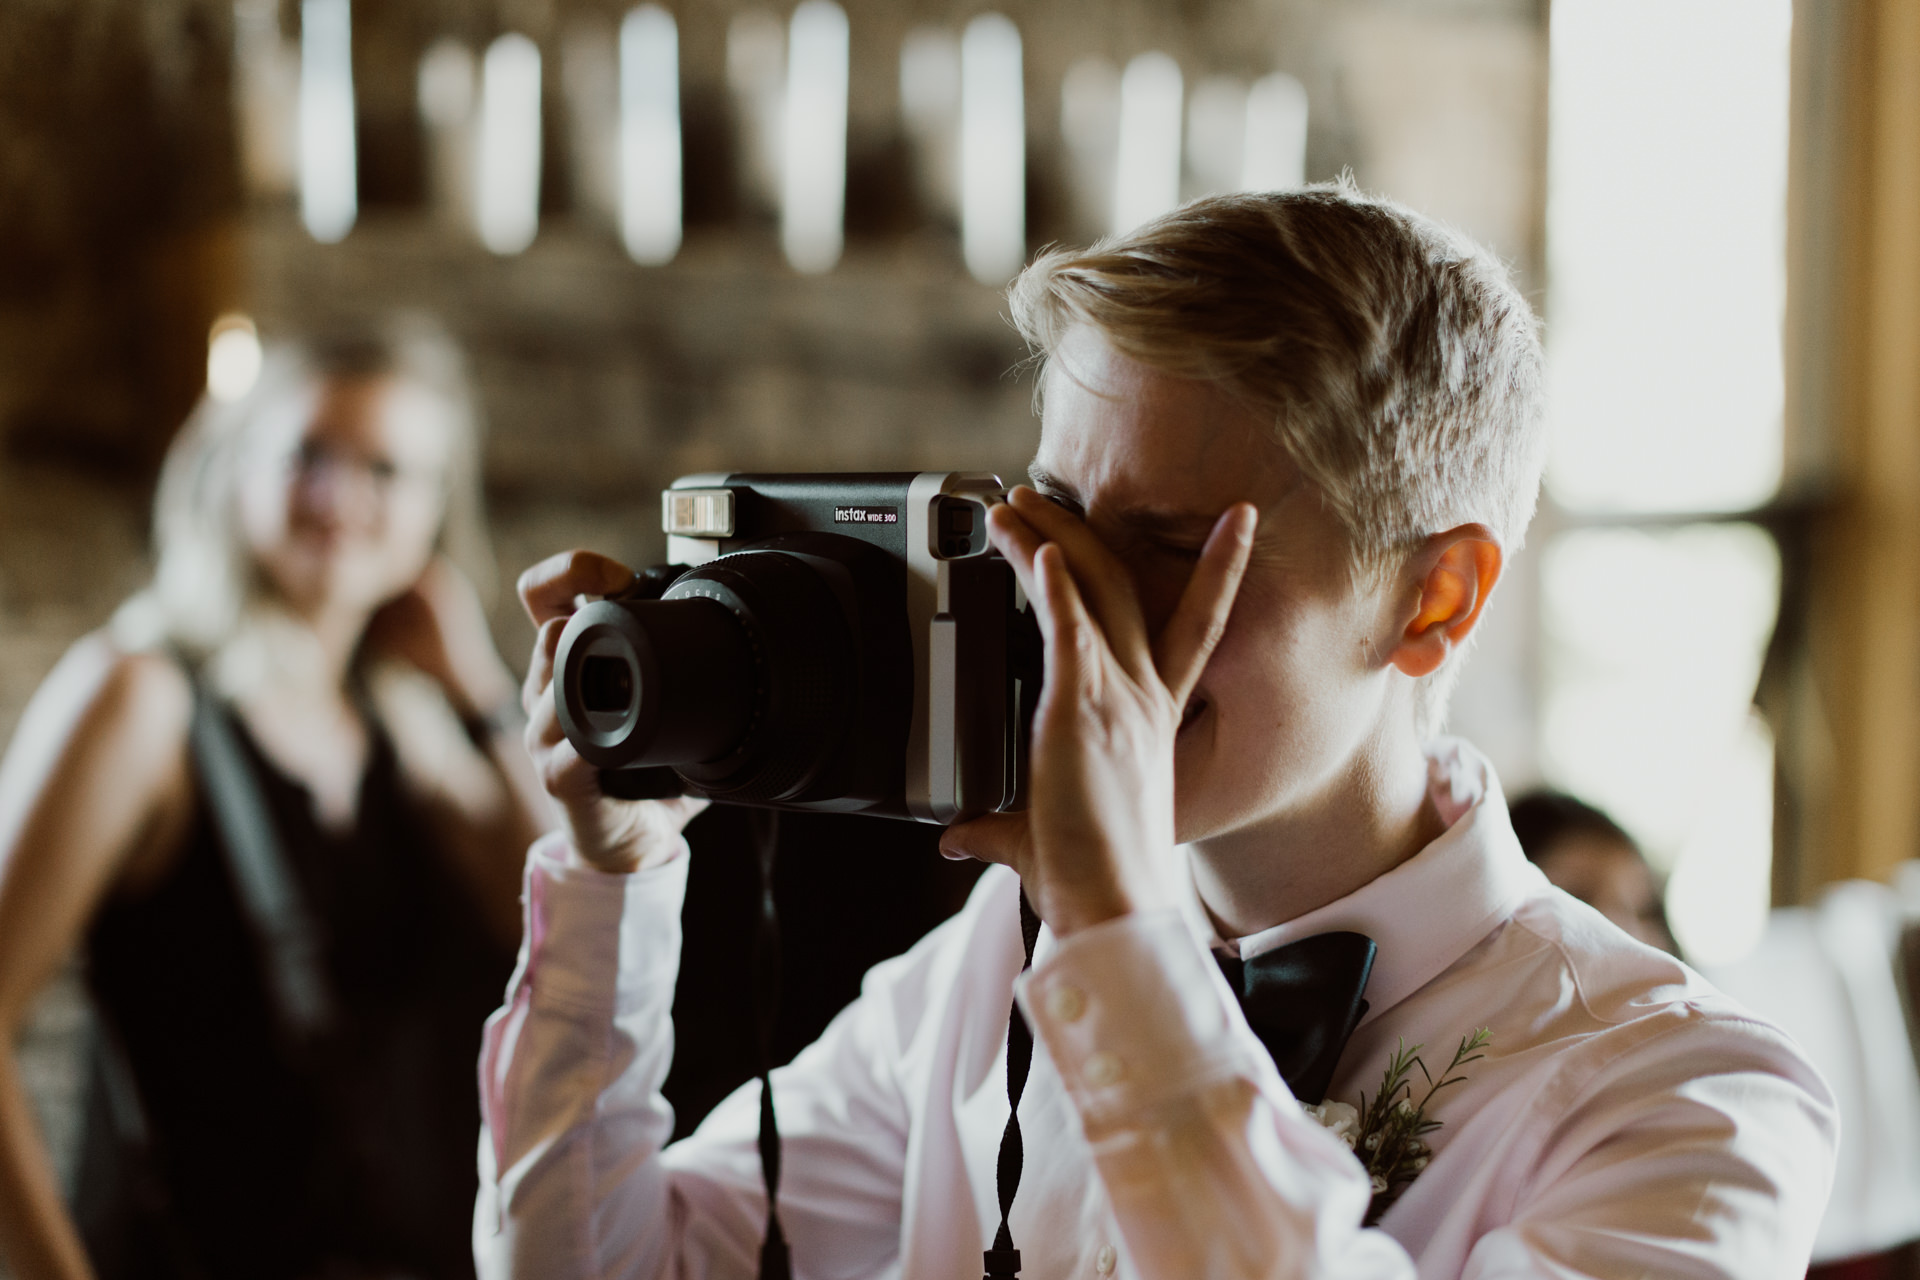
[669,549,855,804]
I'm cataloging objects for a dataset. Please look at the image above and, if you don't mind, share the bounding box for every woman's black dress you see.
[72,702,515,1280]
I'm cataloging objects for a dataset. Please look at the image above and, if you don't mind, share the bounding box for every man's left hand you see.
[940,487,1256,937]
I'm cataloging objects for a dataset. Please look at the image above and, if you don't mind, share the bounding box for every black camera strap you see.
[751,808,791,1280]
[747,822,1040,1280]
[985,887,1043,1280]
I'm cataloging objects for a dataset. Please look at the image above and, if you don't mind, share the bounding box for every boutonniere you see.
[1302,1028,1492,1225]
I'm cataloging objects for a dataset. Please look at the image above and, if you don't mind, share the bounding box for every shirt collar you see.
[1179,737,1546,1026]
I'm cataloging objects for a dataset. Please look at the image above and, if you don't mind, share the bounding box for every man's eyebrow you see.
[1024,465,1223,539]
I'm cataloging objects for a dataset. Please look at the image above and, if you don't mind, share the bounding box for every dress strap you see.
[177,658,336,1044]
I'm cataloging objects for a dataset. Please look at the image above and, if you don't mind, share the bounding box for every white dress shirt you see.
[475,739,1837,1279]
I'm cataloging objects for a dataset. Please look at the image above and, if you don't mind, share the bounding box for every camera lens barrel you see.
[553,472,1032,821]
[554,543,871,804]
[555,596,754,769]
[667,548,858,804]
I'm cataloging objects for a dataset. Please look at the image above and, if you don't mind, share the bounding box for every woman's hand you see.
[939,488,1256,937]
[365,557,518,722]
[517,552,707,874]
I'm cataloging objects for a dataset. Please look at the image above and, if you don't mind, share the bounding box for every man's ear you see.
[1384,525,1504,679]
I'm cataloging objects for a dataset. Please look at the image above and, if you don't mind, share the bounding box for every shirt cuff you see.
[520,831,690,1018]
[1017,908,1270,1133]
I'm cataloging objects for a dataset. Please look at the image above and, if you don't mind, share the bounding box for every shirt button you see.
[1096,1243,1117,1275]
[1046,984,1088,1023]
[1083,1050,1125,1087]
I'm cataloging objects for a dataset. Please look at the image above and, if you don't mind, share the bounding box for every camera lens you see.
[554,595,755,769]
[579,655,634,714]
[667,548,858,803]
[554,543,875,802]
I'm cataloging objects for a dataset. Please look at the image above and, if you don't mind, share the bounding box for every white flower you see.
[1411,1156,1430,1172]
[1300,1100,1361,1150]
[1393,1098,1415,1118]
[1370,1174,1389,1195]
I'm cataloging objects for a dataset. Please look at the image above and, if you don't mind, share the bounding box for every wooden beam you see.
[1791,0,1920,889]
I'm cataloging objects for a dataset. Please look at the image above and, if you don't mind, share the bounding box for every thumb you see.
[940,811,1032,870]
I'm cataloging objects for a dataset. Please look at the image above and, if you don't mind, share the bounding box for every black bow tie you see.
[1216,932,1377,1105]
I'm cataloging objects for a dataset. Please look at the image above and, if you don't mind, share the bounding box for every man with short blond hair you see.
[478,184,1836,1279]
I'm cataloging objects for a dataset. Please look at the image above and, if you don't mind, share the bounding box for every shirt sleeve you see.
[1019,909,1418,1279]
[1459,1012,1837,1280]
[473,832,927,1280]
[1018,911,1838,1280]
[473,833,695,1280]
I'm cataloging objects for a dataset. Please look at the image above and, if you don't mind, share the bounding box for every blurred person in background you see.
[1706,867,1920,1280]
[1509,788,1676,954]
[1511,801,1920,1276]
[0,321,551,1280]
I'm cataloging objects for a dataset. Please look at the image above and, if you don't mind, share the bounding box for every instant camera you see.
[553,472,1042,824]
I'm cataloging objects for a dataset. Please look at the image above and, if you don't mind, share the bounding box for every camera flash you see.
[662,488,735,537]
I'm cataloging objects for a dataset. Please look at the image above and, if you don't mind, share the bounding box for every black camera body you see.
[553,472,1040,824]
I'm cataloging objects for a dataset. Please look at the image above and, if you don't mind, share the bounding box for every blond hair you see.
[112,316,493,685]
[1009,184,1547,730]
[1012,184,1546,580]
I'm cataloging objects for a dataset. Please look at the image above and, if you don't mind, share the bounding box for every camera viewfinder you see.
[933,496,990,559]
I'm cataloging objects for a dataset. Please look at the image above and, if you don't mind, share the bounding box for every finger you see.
[525,681,564,752]
[659,795,711,828]
[986,506,1083,677]
[517,550,636,628]
[939,810,1032,869]
[1006,488,1154,680]
[1155,503,1258,703]
[1035,541,1099,707]
[523,616,568,716]
[985,502,1046,594]
[1004,532,1066,680]
[541,733,604,806]
[525,687,599,802]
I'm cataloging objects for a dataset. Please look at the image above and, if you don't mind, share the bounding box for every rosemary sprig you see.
[1351,1028,1492,1224]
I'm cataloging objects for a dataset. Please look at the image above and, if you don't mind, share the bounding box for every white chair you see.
[1703,868,1920,1266]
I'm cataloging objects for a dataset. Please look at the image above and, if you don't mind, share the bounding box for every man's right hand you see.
[518,551,708,873]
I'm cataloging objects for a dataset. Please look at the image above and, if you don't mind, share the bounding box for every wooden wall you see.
[1777,0,1920,895]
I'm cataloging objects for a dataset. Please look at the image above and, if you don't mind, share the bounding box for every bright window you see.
[958,14,1024,284]
[476,33,544,255]
[620,4,681,265]
[298,0,356,242]
[781,0,849,273]
[1542,0,1793,965]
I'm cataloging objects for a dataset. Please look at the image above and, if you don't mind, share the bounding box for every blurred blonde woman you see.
[0,321,551,1280]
